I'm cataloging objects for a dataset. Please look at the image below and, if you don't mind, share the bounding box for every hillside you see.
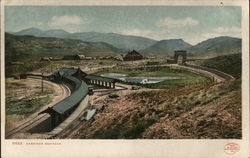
[188,36,241,57]
[141,39,192,56]
[69,32,157,51]
[197,53,241,79]
[5,33,122,63]
[72,80,241,139]
[14,28,157,51]
[14,28,242,57]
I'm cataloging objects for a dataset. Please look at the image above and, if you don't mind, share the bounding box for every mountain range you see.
[10,28,242,58]
[5,33,122,63]
[15,27,156,51]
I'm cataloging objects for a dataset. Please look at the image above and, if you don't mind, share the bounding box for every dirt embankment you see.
[72,80,241,139]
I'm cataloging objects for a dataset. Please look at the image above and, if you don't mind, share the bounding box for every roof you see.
[127,50,142,55]
[52,78,88,114]
[57,68,78,77]
[85,75,116,82]
[174,50,187,52]
[51,68,89,114]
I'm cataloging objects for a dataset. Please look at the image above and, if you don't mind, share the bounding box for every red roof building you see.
[123,50,143,61]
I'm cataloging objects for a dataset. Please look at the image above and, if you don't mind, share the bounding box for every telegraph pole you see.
[50,61,52,73]
[41,72,44,93]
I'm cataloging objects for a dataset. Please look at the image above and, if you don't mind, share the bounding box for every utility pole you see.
[50,61,53,73]
[41,71,44,93]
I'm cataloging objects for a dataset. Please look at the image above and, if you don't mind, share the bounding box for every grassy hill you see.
[73,79,241,139]
[188,36,241,58]
[141,39,192,56]
[15,28,157,51]
[196,53,241,79]
[5,33,123,77]
[5,33,122,63]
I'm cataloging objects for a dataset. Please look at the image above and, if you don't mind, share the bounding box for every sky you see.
[5,6,241,45]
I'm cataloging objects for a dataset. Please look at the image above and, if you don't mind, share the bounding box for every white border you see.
[1,1,249,158]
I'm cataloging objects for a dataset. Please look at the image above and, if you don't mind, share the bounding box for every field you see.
[95,66,212,89]
[5,78,54,131]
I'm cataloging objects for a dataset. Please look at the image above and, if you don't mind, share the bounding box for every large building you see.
[123,50,143,61]
[63,54,86,60]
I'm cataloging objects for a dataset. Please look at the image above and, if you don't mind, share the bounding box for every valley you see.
[4,30,242,139]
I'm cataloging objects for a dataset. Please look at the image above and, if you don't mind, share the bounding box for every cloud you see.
[213,26,241,35]
[156,17,199,28]
[118,29,153,37]
[117,26,241,45]
[48,15,91,27]
[203,26,241,39]
[186,26,241,45]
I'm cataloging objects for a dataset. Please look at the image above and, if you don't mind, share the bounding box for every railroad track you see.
[178,64,234,82]
[54,117,84,139]
[6,114,49,138]
[6,64,233,139]
[6,80,71,139]
[51,96,90,139]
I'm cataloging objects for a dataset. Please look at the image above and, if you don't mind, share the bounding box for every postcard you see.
[1,0,249,157]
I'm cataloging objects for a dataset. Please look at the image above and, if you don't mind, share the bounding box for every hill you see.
[69,32,157,51]
[5,33,122,63]
[13,28,242,57]
[14,28,157,51]
[141,39,192,56]
[188,36,241,57]
[197,53,241,79]
[72,80,241,139]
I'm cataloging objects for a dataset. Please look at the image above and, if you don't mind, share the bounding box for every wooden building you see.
[123,50,143,61]
[63,54,86,60]
[84,75,116,89]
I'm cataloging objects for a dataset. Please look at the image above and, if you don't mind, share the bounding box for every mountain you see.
[5,33,122,63]
[141,39,192,56]
[15,28,70,38]
[14,28,157,50]
[188,36,241,57]
[13,28,242,58]
[69,32,157,51]
[43,29,70,37]
[15,27,45,37]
